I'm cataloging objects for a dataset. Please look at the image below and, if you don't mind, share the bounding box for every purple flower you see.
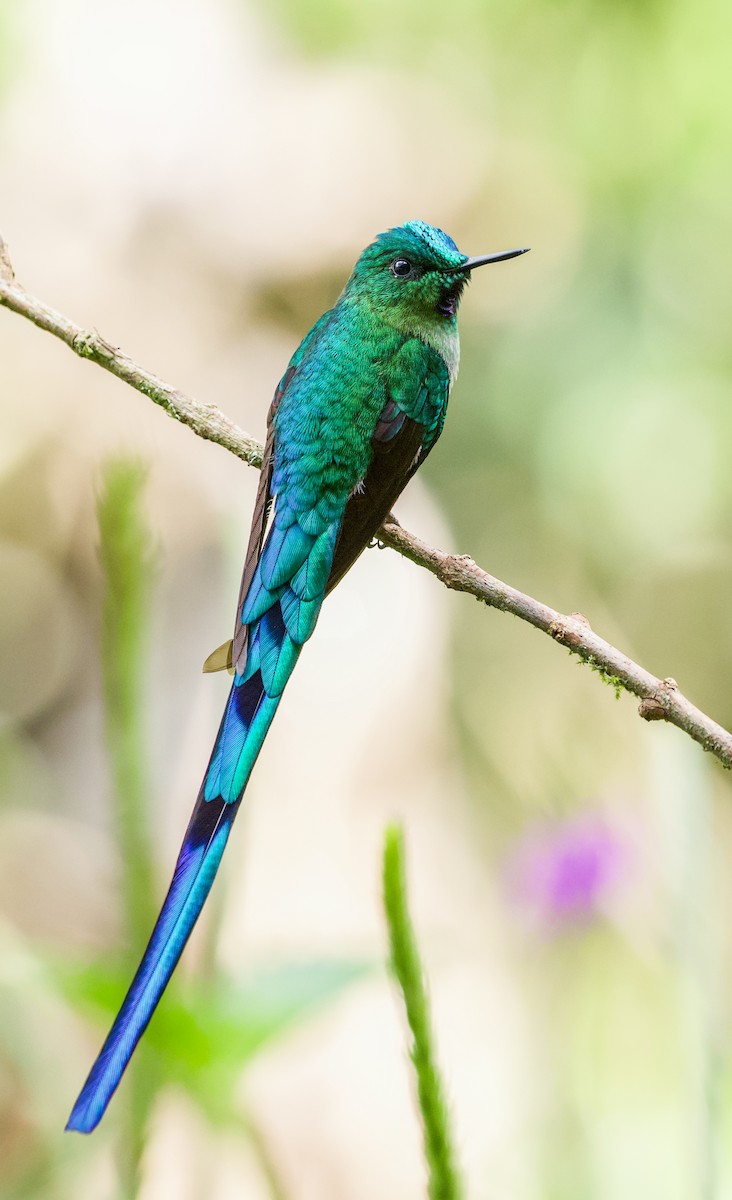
[506,810,628,929]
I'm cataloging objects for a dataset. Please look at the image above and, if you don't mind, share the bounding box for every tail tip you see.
[65,1097,101,1135]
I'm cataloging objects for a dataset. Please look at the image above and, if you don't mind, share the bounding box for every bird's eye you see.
[390,259,413,278]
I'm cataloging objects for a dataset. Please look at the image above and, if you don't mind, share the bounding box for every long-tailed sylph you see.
[66,220,528,1132]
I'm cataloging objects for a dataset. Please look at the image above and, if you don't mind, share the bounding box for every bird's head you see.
[344,220,528,330]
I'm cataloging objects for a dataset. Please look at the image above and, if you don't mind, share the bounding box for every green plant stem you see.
[97,461,159,1195]
[97,461,157,942]
[382,825,463,1200]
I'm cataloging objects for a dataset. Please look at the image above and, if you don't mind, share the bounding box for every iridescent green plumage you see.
[66,221,528,1133]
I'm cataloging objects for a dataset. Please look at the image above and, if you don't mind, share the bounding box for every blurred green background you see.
[1,0,732,1196]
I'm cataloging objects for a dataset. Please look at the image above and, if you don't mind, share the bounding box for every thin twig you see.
[377,521,732,768]
[0,235,261,467]
[2,233,731,770]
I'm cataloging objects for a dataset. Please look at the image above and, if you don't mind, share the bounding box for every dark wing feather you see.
[325,410,426,594]
[231,365,294,665]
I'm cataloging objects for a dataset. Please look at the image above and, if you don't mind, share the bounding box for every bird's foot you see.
[370,510,401,550]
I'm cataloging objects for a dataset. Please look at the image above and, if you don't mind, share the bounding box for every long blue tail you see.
[66,493,340,1133]
[65,671,281,1133]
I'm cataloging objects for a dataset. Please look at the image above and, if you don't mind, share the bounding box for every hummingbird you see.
[66,220,528,1133]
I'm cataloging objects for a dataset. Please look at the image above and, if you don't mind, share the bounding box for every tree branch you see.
[2,233,731,770]
[0,236,262,468]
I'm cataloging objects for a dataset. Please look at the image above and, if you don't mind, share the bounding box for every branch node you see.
[639,677,680,721]
[549,618,580,647]
[73,329,101,358]
[639,695,667,722]
[569,610,591,628]
[442,554,474,591]
[73,328,117,360]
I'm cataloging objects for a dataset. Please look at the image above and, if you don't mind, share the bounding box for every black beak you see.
[452,247,530,273]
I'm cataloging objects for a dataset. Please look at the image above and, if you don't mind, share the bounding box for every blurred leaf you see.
[54,957,369,1122]
[150,960,371,1068]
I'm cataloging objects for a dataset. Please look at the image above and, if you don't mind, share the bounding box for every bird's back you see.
[272,299,408,513]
